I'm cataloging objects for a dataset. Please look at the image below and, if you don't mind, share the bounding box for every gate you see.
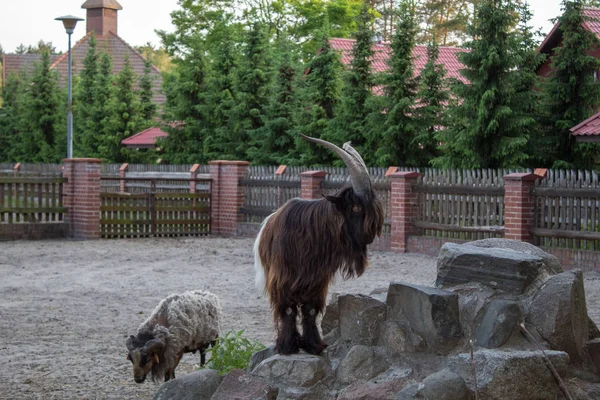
[100,177,211,238]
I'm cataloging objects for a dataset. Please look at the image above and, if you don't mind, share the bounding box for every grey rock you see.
[248,345,277,372]
[339,294,387,346]
[386,282,463,354]
[475,300,522,349]
[526,270,588,363]
[322,293,340,336]
[450,349,569,400]
[336,345,391,385]
[153,369,223,400]
[396,383,420,400]
[276,382,336,400]
[378,321,424,356]
[468,238,563,274]
[587,338,600,373]
[252,354,331,388]
[589,316,600,340]
[369,287,389,303]
[420,369,471,400]
[323,327,339,346]
[449,283,495,340]
[338,375,411,400]
[211,369,277,400]
[436,243,548,294]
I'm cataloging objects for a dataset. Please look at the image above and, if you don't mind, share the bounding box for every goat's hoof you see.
[300,340,328,355]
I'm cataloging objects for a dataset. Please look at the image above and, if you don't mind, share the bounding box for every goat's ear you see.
[324,194,343,206]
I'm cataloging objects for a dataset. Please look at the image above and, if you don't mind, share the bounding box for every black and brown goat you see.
[254,134,384,355]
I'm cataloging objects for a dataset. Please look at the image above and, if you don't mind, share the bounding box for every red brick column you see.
[190,164,200,193]
[504,173,537,242]
[209,160,250,236]
[390,171,422,253]
[63,158,102,240]
[301,170,327,199]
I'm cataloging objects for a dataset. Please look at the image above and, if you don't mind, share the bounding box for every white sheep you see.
[125,290,222,383]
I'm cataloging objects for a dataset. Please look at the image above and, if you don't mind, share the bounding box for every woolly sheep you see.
[125,290,222,383]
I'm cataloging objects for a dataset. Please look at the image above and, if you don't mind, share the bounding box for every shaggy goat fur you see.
[125,290,222,383]
[255,186,384,355]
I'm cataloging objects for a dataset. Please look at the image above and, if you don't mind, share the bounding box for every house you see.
[2,0,165,105]
[121,127,168,149]
[537,7,600,142]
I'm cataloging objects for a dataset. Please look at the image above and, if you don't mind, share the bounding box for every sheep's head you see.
[301,134,384,248]
[125,334,165,383]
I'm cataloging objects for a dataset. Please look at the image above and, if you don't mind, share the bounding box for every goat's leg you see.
[300,302,327,355]
[275,301,300,355]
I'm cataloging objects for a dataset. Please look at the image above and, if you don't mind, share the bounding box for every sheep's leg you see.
[300,302,327,355]
[276,302,300,355]
[199,343,208,366]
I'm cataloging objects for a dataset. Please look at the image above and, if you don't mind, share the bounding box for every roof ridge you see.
[50,31,93,69]
[570,111,600,132]
[107,31,162,74]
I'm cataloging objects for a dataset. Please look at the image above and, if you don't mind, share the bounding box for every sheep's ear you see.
[153,354,160,364]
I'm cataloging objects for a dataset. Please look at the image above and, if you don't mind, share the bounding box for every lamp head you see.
[55,15,84,34]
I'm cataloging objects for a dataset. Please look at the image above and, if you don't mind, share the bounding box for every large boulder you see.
[338,374,411,400]
[475,300,522,349]
[336,345,391,384]
[436,243,549,294]
[322,294,340,336]
[467,238,562,274]
[396,369,471,400]
[378,321,424,356]
[386,282,463,354]
[449,283,495,340]
[449,349,569,400]
[248,345,277,372]
[338,294,387,346]
[211,369,277,400]
[252,354,332,389]
[153,370,223,400]
[526,270,589,363]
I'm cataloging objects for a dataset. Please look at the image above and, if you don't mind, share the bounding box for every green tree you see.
[135,42,174,73]
[415,38,449,163]
[434,0,533,169]
[290,26,344,166]
[92,53,116,158]
[75,33,99,157]
[139,59,158,124]
[372,1,421,167]
[100,56,141,162]
[543,0,600,169]
[0,72,27,161]
[329,4,375,159]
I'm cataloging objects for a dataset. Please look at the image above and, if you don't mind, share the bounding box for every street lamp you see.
[55,15,84,159]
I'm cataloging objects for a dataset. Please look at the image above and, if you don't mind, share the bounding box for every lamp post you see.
[55,15,84,159]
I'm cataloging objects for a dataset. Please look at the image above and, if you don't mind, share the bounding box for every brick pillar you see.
[504,173,537,242]
[209,160,250,236]
[301,170,327,199]
[119,163,128,193]
[190,164,200,193]
[63,158,102,240]
[390,171,422,253]
[13,162,20,176]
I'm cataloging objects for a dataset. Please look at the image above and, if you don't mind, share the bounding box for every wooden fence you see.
[0,176,66,224]
[533,170,600,251]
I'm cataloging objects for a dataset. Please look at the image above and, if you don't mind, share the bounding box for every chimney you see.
[81,0,123,37]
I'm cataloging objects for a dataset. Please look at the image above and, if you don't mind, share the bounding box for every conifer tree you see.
[75,33,98,157]
[0,73,27,161]
[247,40,298,165]
[160,39,209,163]
[139,59,157,124]
[100,56,140,162]
[290,24,343,166]
[372,1,421,167]
[90,53,116,158]
[415,37,449,164]
[543,0,600,169]
[434,0,533,169]
[329,4,375,154]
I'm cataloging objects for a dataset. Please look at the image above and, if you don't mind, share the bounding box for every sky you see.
[0,0,565,54]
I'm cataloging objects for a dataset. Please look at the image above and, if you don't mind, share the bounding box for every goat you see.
[254,134,384,355]
[125,290,222,383]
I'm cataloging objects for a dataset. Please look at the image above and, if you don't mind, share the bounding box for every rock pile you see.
[155,239,600,400]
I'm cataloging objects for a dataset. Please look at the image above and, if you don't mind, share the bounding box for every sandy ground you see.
[0,237,599,400]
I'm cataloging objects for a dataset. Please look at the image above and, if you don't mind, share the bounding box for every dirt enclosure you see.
[1,237,599,400]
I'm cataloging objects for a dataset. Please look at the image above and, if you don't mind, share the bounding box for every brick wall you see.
[0,223,68,241]
[63,158,102,240]
[389,172,422,252]
[209,160,250,236]
[300,171,327,199]
[504,173,537,242]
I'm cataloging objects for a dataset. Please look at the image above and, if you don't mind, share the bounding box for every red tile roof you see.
[2,31,165,105]
[329,38,467,82]
[539,7,600,54]
[570,111,600,136]
[121,127,168,147]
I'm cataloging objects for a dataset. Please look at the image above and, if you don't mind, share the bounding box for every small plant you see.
[201,329,266,375]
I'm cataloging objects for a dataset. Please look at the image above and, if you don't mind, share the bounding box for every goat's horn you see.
[300,134,371,194]
[145,338,165,354]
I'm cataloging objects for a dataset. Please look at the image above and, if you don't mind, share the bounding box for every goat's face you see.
[126,335,165,383]
[326,187,384,248]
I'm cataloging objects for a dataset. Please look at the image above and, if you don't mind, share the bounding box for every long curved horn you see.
[144,338,165,354]
[300,134,371,194]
